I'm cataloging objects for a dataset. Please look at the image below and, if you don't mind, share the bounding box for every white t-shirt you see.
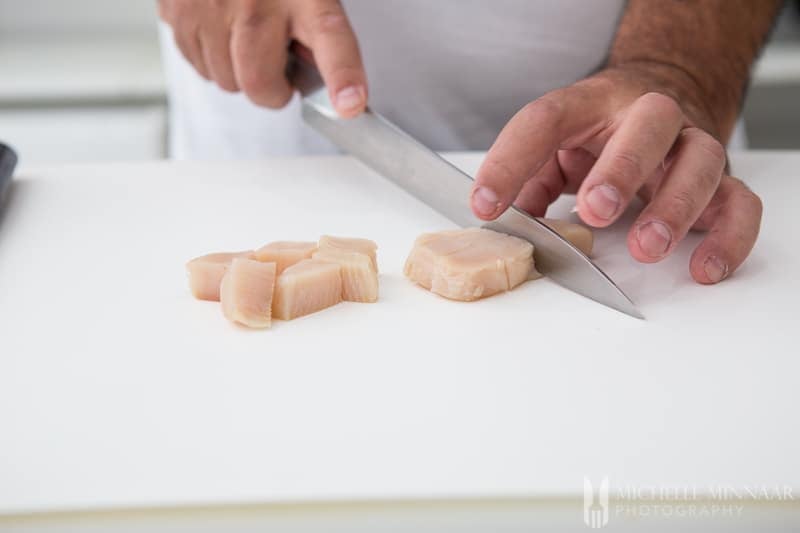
[159,1,628,159]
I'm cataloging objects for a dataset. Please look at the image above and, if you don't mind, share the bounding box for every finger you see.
[172,23,211,80]
[577,92,685,227]
[231,13,293,108]
[513,148,598,216]
[557,148,596,193]
[294,0,367,118]
[200,25,239,92]
[627,127,725,262]
[471,85,607,220]
[512,157,566,217]
[689,176,762,284]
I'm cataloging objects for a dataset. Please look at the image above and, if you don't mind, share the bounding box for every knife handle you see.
[0,142,17,205]
[285,45,324,98]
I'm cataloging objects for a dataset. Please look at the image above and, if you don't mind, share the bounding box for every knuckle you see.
[161,0,194,22]
[684,127,726,166]
[695,165,722,195]
[522,94,565,129]
[175,27,205,51]
[239,11,266,30]
[699,137,726,166]
[171,0,196,20]
[694,167,722,195]
[482,158,517,187]
[668,188,699,218]
[583,74,615,96]
[308,9,350,36]
[333,66,366,89]
[236,0,269,29]
[639,91,683,118]
[690,157,724,194]
[607,150,645,183]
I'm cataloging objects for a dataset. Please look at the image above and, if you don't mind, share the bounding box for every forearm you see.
[607,0,782,141]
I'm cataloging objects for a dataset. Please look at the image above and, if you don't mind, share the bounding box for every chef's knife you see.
[0,142,17,209]
[288,56,643,319]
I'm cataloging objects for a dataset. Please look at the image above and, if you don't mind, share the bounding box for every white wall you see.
[0,0,166,164]
[0,0,157,35]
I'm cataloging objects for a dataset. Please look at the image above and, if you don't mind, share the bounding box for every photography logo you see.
[584,477,610,528]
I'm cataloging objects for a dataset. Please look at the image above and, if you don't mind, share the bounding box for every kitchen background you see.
[1,0,798,164]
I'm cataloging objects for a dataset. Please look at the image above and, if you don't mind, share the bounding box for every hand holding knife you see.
[287,53,642,318]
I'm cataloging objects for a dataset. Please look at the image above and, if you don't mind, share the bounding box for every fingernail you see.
[636,220,672,258]
[334,85,365,113]
[703,255,728,283]
[586,184,620,220]
[472,186,500,217]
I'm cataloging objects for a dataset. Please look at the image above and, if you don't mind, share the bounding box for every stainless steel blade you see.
[290,59,642,318]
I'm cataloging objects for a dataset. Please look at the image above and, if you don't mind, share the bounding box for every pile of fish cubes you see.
[187,236,378,328]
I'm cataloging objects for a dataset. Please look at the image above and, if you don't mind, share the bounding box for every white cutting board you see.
[0,152,797,514]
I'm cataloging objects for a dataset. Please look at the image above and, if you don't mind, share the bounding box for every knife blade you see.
[288,56,643,319]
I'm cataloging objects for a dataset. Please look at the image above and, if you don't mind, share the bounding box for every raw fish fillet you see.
[312,248,378,303]
[404,228,535,301]
[318,235,378,272]
[186,250,255,301]
[220,258,276,328]
[403,228,480,290]
[538,218,594,256]
[255,241,317,274]
[272,259,342,320]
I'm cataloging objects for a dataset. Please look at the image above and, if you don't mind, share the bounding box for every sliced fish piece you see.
[255,241,318,274]
[186,250,255,301]
[220,258,276,328]
[272,259,342,320]
[318,235,378,272]
[537,218,594,256]
[403,228,482,290]
[312,248,378,303]
[404,228,536,301]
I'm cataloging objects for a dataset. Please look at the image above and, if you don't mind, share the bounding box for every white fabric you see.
[160,0,628,159]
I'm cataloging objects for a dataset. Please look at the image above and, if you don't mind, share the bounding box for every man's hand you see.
[158,0,367,117]
[470,67,761,284]
[471,0,781,284]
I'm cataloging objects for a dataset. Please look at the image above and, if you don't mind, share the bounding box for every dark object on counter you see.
[0,142,18,206]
